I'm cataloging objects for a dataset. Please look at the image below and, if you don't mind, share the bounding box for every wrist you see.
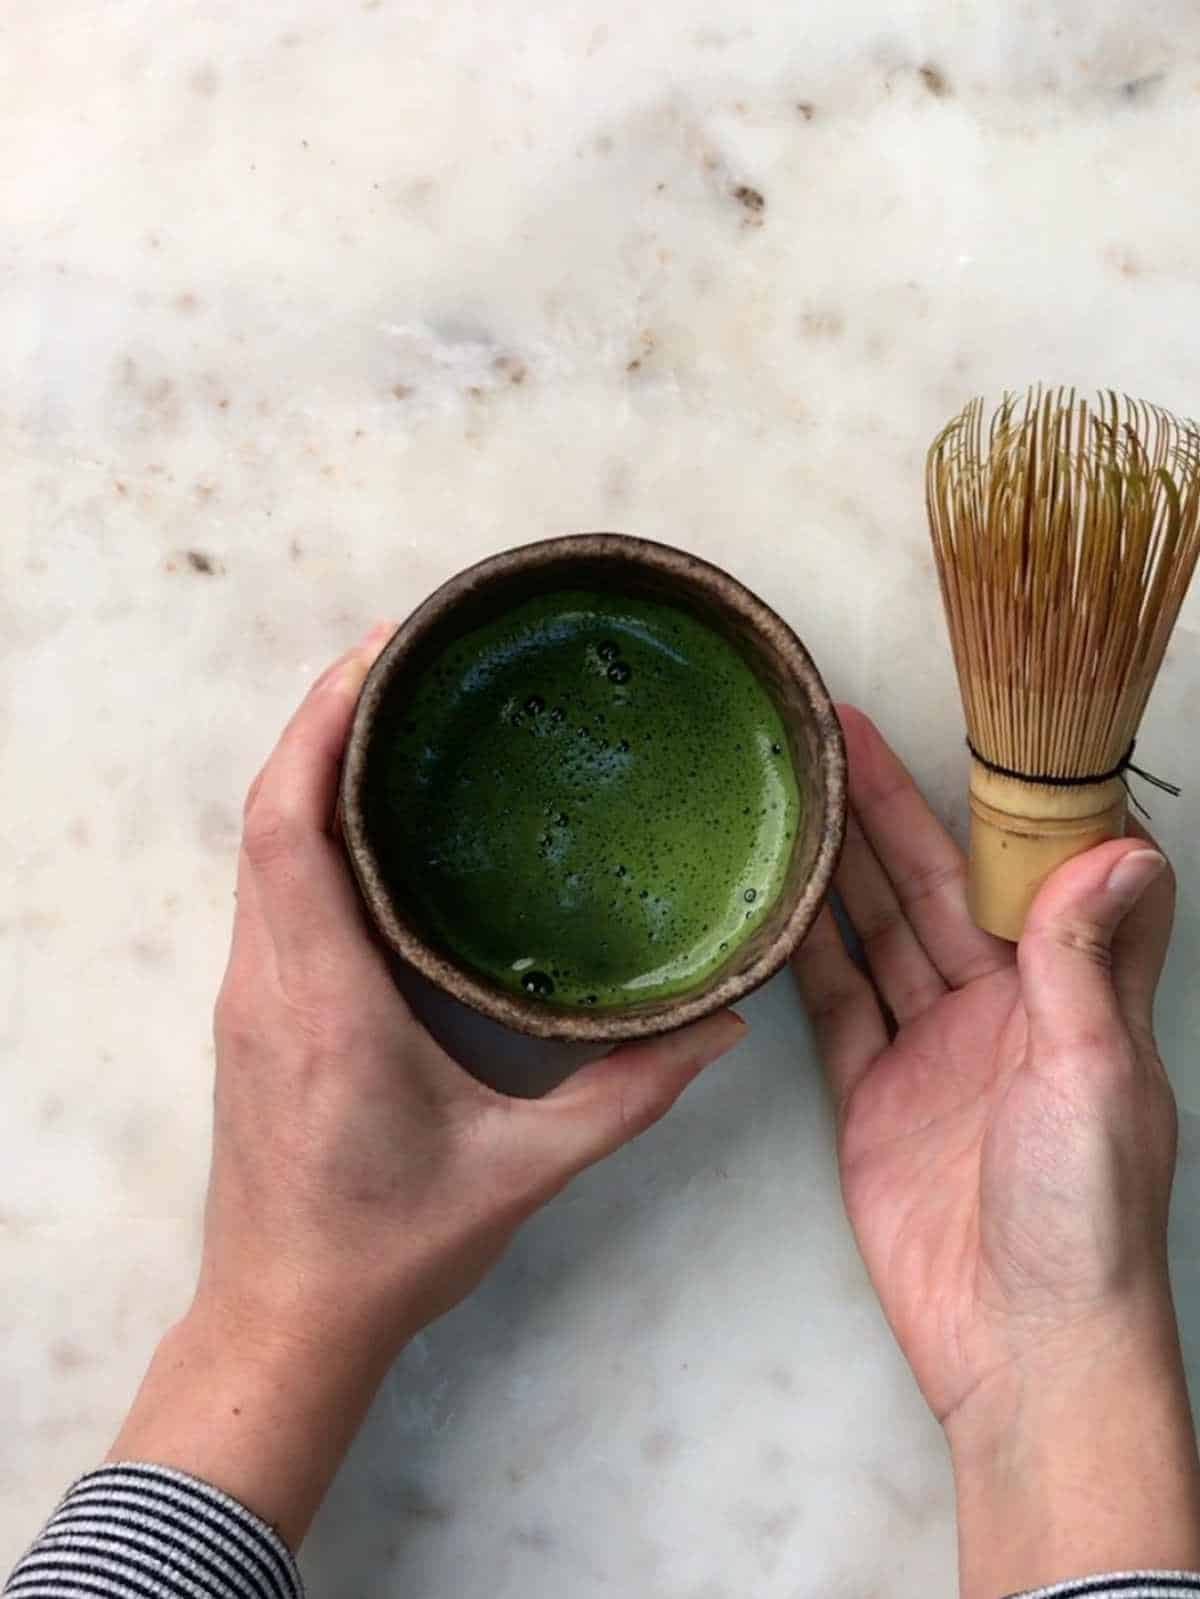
[188,1267,411,1381]
[108,1293,402,1547]
[947,1291,1200,1598]
[189,1226,442,1379]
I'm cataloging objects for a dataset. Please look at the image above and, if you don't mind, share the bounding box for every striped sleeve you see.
[3,1463,304,1599]
[1013,1577,1200,1597]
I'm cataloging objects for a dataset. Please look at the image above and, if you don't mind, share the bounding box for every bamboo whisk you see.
[927,388,1200,941]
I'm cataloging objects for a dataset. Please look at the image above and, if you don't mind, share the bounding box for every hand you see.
[793,708,1200,1596]
[110,625,746,1545]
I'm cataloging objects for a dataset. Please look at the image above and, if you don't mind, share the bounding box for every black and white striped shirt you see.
[3,1464,302,1599]
[1012,1583,1200,1598]
[3,1462,1199,1598]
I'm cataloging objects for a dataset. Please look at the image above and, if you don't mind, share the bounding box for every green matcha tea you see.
[374,590,802,1009]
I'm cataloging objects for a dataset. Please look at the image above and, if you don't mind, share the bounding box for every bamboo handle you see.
[967,760,1128,942]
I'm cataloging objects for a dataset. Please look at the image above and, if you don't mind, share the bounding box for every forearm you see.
[107,1295,399,1549]
[948,1297,1200,1598]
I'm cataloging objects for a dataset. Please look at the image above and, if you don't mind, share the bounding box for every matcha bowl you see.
[340,534,846,1041]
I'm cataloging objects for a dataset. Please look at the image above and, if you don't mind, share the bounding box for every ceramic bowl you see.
[339,533,846,1041]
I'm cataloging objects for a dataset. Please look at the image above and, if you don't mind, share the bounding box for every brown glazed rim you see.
[340,534,847,1041]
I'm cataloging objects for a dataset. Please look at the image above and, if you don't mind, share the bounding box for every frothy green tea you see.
[373,591,802,1009]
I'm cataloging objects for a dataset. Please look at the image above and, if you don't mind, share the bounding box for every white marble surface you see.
[3,2,1200,1593]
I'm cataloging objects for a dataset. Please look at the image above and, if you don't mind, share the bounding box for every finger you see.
[529,1010,748,1174]
[792,904,888,1114]
[840,706,1012,988]
[243,624,395,969]
[835,810,947,1025]
[227,843,278,978]
[1112,820,1176,1037]
[247,621,397,836]
[1019,838,1168,1061]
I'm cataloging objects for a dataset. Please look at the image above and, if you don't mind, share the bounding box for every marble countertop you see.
[4,3,1200,1593]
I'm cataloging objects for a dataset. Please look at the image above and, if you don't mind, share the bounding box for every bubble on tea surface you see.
[387,589,800,1013]
[607,662,632,685]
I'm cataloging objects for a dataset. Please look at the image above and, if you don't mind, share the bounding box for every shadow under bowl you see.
[339,533,846,1041]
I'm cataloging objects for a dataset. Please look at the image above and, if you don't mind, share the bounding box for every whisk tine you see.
[927,388,1200,782]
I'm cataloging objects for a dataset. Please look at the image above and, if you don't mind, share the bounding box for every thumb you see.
[527,1010,748,1177]
[1019,839,1168,1058]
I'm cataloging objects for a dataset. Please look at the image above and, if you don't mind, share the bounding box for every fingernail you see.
[320,643,378,697]
[1106,849,1166,907]
[699,1010,749,1063]
[360,620,397,652]
[311,650,354,693]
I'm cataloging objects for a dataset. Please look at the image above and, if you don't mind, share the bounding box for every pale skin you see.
[111,629,1200,1593]
[791,708,1200,1594]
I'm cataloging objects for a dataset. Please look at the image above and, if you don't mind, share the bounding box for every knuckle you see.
[1040,920,1114,971]
[1125,1011,1160,1057]
[804,985,857,1028]
[889,977,943,1023]
[242,767,268,823]
[501,1152,562,1219]
[281,991,354,1060]
[1068,1033,1137,1082]
[214,978,260,1053]
[242,801,301,870]
[951,949,1006,985]
[895,857,967,910]
[855,902,904,949]
[622,1077,679,1139]
[1135,1039,1178,1120]
[459,1102,556,1214]
[856,773,909,825]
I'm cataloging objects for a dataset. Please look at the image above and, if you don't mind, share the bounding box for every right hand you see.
[793,708,1200,1595]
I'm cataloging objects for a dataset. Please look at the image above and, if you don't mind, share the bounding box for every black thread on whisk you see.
[965,737,1181,819]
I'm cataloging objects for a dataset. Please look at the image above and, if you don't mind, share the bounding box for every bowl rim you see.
[339,532,847,1041]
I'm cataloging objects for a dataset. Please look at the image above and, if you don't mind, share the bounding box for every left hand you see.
[201,622,744,1357]
[110,624,746,1544]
